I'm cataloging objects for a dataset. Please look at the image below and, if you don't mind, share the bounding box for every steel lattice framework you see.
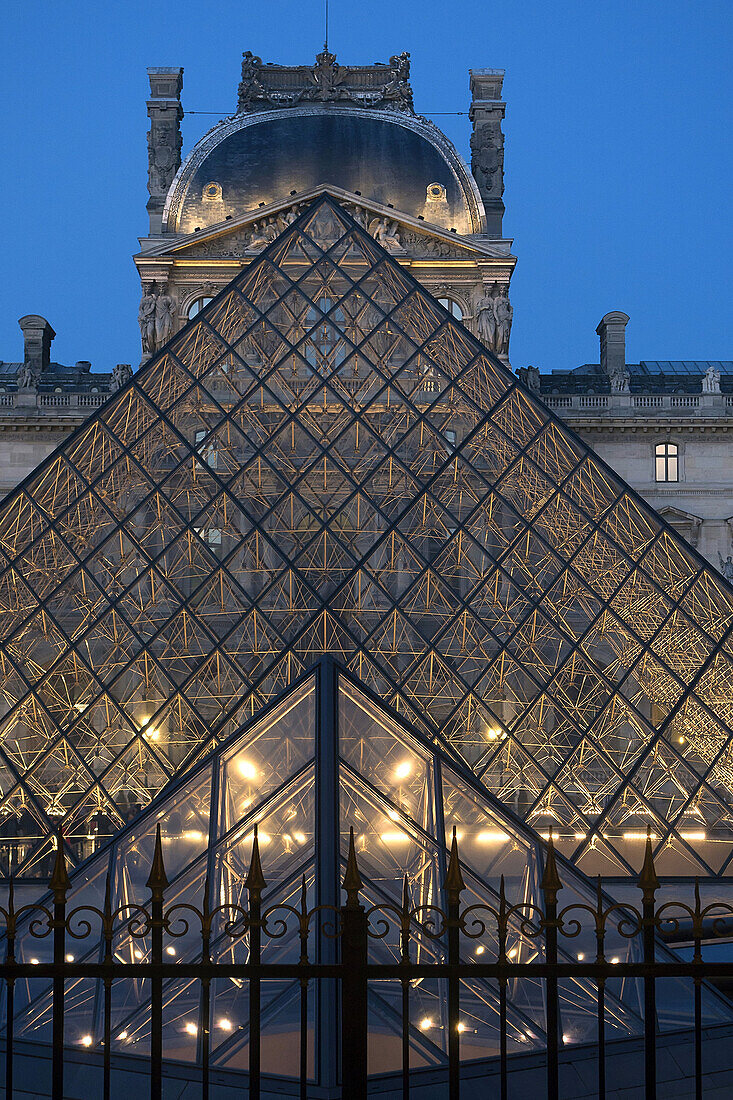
[0,196,733,879]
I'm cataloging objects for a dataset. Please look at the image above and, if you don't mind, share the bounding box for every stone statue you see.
[155,286,175,348]
[492,285,513,355]
[308,47,345,101]
[383,52,413,111]
[138,283,158,356]
[368,217,401,251]
[110,363,133,393]
[525,366,541,394]
[16,362,38,389]
[237,51,265,110]
[248,222,269,250]
[719,553,733,583]
[702,365,722,394]
[609,364,631,394]
[476,289,496,348]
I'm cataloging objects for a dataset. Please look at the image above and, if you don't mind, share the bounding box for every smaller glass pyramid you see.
[4,661,729,1082]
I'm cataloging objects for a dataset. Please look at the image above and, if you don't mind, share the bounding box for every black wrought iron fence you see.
[1,825,733,1100]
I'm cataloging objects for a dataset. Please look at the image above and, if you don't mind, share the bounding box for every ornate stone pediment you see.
[145,187,508,263]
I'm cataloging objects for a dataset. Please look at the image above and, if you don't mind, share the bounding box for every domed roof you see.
[163,107,484,236]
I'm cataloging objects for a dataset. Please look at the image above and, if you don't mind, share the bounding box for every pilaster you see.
[146,68,184,235]
[469,69,505,237]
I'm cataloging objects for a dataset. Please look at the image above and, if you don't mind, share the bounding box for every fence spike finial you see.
[342,826,363,908]
[638,823,659,903]
[245,823,266,896]
[146,822,169,894]
[444,825,466,903]
[402,873,410,913]
[540,826,562,902]
[49,830,71,902]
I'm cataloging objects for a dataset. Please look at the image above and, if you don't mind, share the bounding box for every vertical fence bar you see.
[50,834,70,1100]
[444,827,465,1100]
[298,875,309,1100]
[498,875,508,1100]
[5,879,15,1100]
[541,831,562,1100]
[201,873,211,1100]
[639,829,659,1100]
[102,873,114,1100]
[246,825,266,1100]
[340,828,367,1100]
[400,875,411,1100]
[595,877,606,1100]
[147,823,168,1100]
[693,879,702,1100]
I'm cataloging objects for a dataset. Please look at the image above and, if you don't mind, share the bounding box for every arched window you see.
[655,442,678,482]
[187,297,214,319]
[438,297,463,320]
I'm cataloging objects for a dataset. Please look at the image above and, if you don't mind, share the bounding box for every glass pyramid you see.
[7,662,729,1079]
[0,195,732,880]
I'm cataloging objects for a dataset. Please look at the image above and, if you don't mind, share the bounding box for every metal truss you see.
[0,197,732,879]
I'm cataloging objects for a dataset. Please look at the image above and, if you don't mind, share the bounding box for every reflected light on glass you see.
[394,761,412,780]
[81,1035,93,1047]
[184,1022,198,1036]
[419,1017,433,1030]
[381,831,410,844]
[237,759,258,781]
[476,830,509,843]
[166,946,176,956]
[117,1031,128,1041]
[218,1018,233,1030]
[292,831,307,844]
[65,954,74,962]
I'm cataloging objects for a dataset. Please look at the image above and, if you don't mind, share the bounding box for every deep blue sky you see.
[1,0,731,375]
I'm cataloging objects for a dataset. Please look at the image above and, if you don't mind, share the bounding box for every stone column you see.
[146,68,184,235]
[469,69,506,237]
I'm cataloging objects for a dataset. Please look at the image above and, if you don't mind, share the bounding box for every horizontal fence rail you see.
[0,827,732,1099]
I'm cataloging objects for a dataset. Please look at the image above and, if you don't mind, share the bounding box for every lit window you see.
[438,297,463,320]
[655,442,678,482]
[187,297,214,319]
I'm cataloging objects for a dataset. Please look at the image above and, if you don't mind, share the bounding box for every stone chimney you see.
[469,69,505,237]
[18,315,56,377]
[146,67,184,235]
[596,311,629,378]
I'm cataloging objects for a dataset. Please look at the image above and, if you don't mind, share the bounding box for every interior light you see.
[165,946,176,957]
[182,830,204,841]
[184,1022,198,1036]
[457,1022,467,1033]
[218,1018,233,1031]
[678,736,686,744]
[680,830,706,841]
[394,761,412,780]
[508,947,518,959]
[577,953,585,961]
[292,831,307,844]
[610,956,620,964]
[486,727,502,741]
[144,728,160,742]
[573,832,587,841]
[419,1017,433,1030]
[381,831,410,844]
[134,949,143,960]
[476,830,509,843]
[81,1034,93,1047]
[117,1031,128,1041]
[475,945,485,956]
[623,831,658,840]
[65,954,74,962]
[562,1034,571,1044]
[237,759,257,781]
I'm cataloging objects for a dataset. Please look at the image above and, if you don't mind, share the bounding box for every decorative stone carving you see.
[470,124,504,200]
[398,230,466,259]
[139,284,158,357]
[181,202,306,257]
[609,364,631,395]
[476,287,496,348]
[719,553,733,583]
[236,49,414,113]
[517,365,541,395]
[155,286,176,348]
[110,363,133,393]
[16,362,38,390]
[702,365,722,394]
[368,217,401,251]
[493,285,513,356]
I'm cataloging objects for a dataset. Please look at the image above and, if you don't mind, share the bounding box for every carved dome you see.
[163,107,484,236]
